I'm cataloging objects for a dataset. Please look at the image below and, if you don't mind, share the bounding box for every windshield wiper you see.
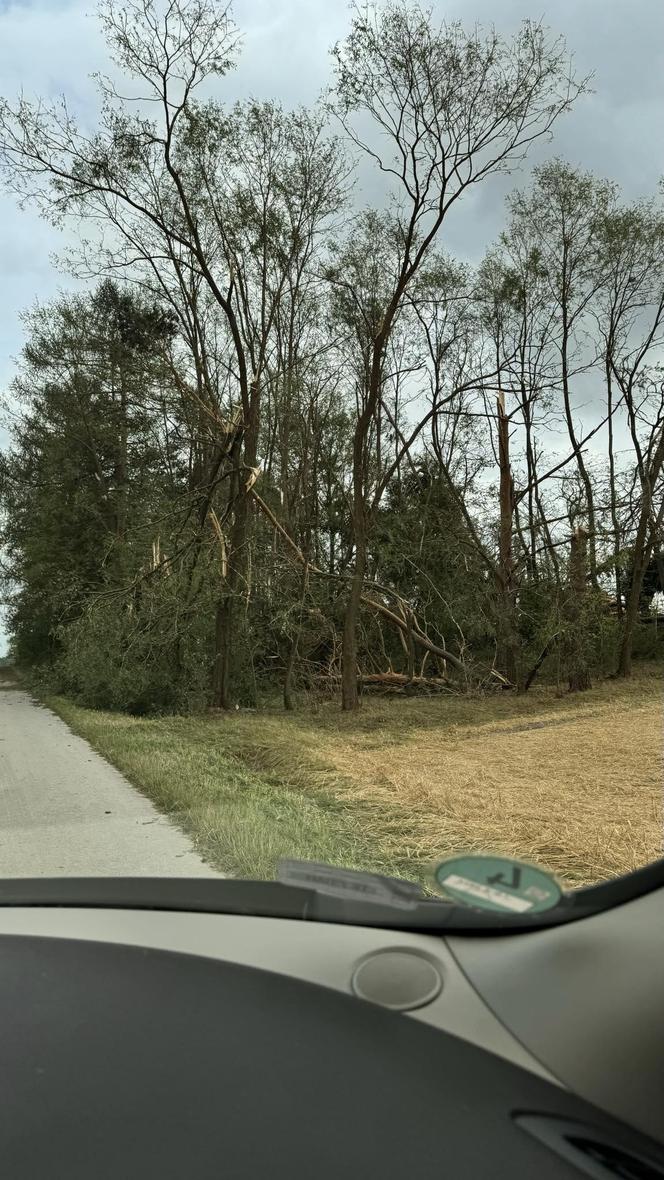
[0,857,661,933]
[276,859,428,909]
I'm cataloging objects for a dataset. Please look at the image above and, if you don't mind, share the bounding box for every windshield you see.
[0,0,662,916]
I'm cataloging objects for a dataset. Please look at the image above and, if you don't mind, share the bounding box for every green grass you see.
[46,664,663,887]
[45,697,409,881]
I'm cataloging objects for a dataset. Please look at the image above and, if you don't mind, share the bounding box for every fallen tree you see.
[249,489,510,691]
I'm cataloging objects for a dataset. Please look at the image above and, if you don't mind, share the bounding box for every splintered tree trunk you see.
[566,525,592,692]
[495,390,519,687]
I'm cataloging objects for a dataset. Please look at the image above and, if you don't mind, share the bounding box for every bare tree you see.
[329,2,586,708]
[594,196,664,674]
[506,161,618,588]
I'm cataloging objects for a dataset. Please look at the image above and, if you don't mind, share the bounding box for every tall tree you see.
[506,161,617,588]
[594,197,664,675]
[0,283,177,665]
[330,3,585,707]
[0,2,347,705]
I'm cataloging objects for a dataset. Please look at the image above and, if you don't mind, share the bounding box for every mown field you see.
[47,666,663,890]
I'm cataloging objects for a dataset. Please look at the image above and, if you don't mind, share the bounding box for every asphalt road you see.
[0,684,217,878]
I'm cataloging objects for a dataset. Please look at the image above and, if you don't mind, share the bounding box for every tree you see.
[181,100,348,705]
[506,161,618,588]
[594,197,664,675]
[478,240,561,581]
[330,2,586,708]
[372,457,489,671]
[0,282,177,667]
[564,525,592,691]
[0,1,347,705]
[4,2,661,713]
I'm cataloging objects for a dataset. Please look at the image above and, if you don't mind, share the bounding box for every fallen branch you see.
[250,488,469,675]
[360,672,455,694]
[523,635,559,692]
[314,670,457,695]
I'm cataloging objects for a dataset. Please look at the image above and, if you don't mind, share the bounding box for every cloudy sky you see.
[1,0,663,402]
[0,0,663,649]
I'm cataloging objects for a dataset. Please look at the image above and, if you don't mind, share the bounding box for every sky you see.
[0,0,663,651]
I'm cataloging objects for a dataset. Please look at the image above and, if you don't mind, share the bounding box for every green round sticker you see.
[433,854,563,915]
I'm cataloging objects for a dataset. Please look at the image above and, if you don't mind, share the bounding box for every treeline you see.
[0,0,662,713]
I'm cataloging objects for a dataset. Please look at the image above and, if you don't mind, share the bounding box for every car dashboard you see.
[0,872,662,1178]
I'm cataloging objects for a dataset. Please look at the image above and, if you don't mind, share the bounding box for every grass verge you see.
[45,697,405,881]
[46,665,663,888]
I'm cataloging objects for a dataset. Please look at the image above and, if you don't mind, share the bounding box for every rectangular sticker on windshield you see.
[440,874,534,913]
[277,860,423,909]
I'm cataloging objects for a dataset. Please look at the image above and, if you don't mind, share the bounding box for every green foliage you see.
[516,577,621,688]
[0,1,660,714]
[372,459,491,660]
[53,571,215,715]
[631,621,664,661]
[1,281,185,670]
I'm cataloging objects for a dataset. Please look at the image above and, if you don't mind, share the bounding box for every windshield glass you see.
[0,0,662,909]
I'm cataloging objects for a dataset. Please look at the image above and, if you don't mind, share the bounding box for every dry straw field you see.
[50,666,663,888]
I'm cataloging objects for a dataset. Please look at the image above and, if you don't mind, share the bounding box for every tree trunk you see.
[617,525,649,678]
[341,336,380,711]
[655,549,664,601]
[116,378,129,545]
[212,391,260,709]
[212,597,232,709]
[341,543,365,711]
[405,609,416,682]
[212,492,254,709]
[566,526,592,692]
[283,638,297,711]
[561,280,598,587]
[283,561,309,711]
[617,430,664,678]
[495,390,519,686]
[606,357,623,617]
